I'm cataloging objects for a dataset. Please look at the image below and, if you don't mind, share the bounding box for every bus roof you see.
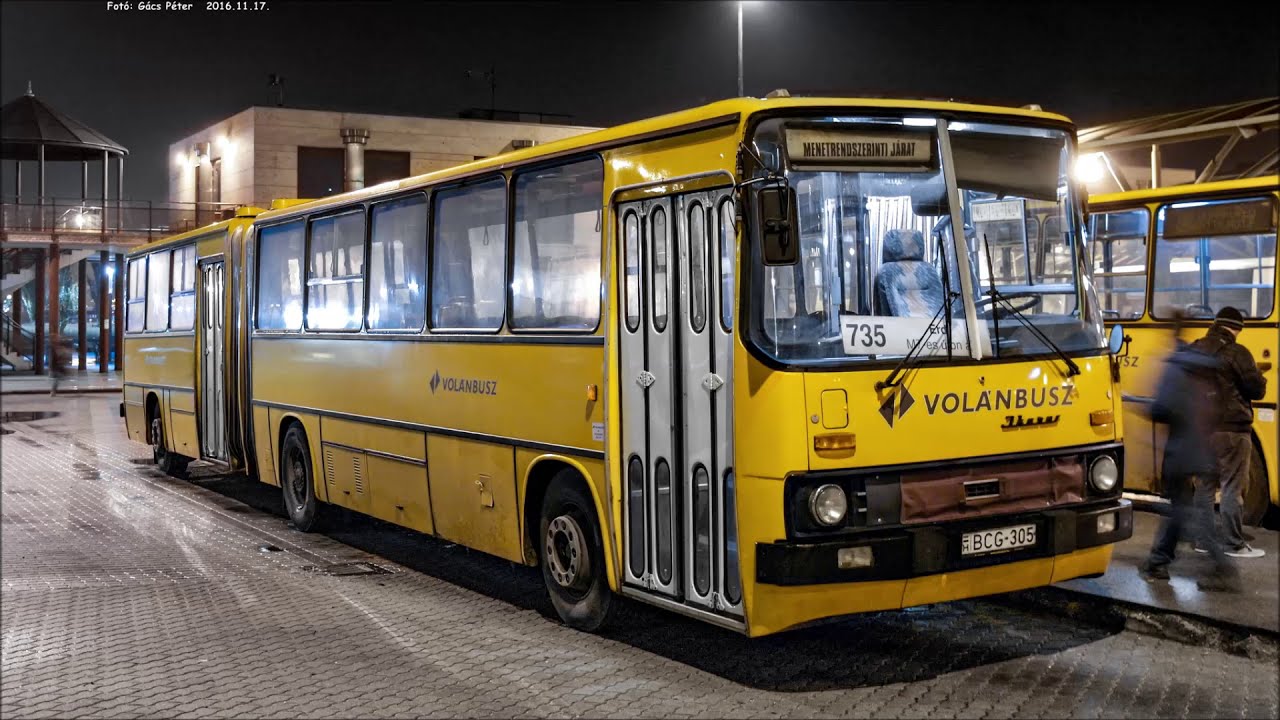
[252,96,1075,224]
[127,206,265,257]
[1089,175,1280,207]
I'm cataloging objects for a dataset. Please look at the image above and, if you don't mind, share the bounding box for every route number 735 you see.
[845,322,886,349]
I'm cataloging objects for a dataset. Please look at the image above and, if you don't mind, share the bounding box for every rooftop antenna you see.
[267,73,285,107]
[465,65,497,117]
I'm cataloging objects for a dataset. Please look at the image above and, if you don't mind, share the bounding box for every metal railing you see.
[1,197,243,242]
[1,311,34,360]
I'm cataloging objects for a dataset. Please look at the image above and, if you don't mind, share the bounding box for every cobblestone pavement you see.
[2,395,1277,719]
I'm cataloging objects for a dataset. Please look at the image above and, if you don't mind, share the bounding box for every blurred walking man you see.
[1139,323,1239,591]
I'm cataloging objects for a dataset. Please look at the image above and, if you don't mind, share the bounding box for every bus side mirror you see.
[1108,324,1126,355]
[752,182,799,265]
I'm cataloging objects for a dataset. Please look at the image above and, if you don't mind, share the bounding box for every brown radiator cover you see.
[900,455,1085,524]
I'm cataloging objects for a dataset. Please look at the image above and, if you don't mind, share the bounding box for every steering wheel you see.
[974,291,1043,318]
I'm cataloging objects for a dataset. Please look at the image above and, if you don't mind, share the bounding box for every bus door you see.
[199,259,228,462]
[617,191,742,616]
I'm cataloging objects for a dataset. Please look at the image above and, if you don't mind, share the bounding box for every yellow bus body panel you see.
[250,336,606,565]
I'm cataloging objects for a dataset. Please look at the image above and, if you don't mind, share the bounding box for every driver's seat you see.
[874,229,944,317]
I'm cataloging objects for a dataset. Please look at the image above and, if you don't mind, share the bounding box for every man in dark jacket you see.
[1191,306,1267,558]
[1140,336,1239,589]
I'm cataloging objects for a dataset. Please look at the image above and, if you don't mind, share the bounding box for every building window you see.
[431,177,507,331]
[368,194,428,331]
[511,157,604,330]
[257,221,306,330]
[365,150,410,187]
[306,210,366,331]
[297,147,345,199]
[170,245,197,330]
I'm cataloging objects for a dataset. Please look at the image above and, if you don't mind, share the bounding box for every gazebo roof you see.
[1,85,128,162]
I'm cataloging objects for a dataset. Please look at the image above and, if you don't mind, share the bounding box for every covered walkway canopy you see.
[1078,97,1278,193]
[1,84,128,376]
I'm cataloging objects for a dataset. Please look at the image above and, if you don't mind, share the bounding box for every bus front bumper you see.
[756,498,1132,586]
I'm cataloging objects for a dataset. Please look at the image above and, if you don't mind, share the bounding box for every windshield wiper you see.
[978,233,1079,376]
[876,291,958,391]
[984,290,1081,377]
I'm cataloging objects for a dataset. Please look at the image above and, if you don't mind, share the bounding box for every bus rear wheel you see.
[539,470,617,632]
[150,414,189,479]
[280,425,322,532]
[1243,445,1269,527]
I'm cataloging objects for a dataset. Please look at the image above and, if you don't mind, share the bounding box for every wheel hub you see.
[285,449,307,511]
[150,418,164,460]
[545,514,589,591]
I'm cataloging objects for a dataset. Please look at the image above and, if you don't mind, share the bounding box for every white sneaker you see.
[1225,544,1266,558]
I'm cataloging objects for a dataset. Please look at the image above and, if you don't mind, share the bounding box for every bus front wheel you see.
[280,425,322,532]
[539,470,617,632]
[1243,445,1269,527]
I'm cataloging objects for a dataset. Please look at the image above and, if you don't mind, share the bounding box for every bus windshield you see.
[747,117,1104,366]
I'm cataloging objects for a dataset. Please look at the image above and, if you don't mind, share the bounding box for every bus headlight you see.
[809,484,848,527]
[1089,455,1119,492]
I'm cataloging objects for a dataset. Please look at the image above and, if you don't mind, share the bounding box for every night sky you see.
[3,0,1277,202]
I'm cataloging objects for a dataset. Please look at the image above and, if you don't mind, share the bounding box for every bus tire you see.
[280,424,322,532]
[539,470,617,632]
[1242,444,1269,527]
[149,412,189,479]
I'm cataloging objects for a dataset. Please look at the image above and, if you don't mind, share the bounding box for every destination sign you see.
[785,127,935,169]
[1163,199,1275,240]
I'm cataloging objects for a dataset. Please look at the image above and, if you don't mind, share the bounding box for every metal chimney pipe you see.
[340,128,370,192]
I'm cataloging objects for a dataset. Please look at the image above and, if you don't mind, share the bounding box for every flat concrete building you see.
[168,107,598,209]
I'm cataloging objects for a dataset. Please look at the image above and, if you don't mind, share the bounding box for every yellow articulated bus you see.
[125,96,1132,637]
[1088,176,1279,524]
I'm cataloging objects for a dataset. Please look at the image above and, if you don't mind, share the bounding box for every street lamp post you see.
[737,1,744,97]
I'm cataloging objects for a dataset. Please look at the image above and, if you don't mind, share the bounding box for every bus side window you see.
[306,210,365,331]
[368,194,428,331]
[431,177,506,331]
[511,157,604,331]
[170,245,197,331]
[1090,209,1149,320]
[145,249,171,332]
[126,256,147,332]
[256,221,306,331]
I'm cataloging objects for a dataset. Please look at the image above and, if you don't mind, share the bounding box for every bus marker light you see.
[586,384,598,401]
[1089,410,1113,426]
[1097,512,1117,534]
[837,546,873,569]
[814,433,856,452]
